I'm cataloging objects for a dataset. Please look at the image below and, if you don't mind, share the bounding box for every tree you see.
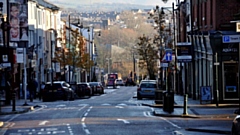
[93,10,157,78]
[54,28,94,80]
[136,34,158,80]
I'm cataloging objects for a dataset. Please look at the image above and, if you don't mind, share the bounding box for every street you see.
[0,86,234,135]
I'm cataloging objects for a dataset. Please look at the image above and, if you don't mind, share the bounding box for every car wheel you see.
[63,92,68,101]
[137,94,142,100]
[232,125,237,135]
[70,93,75,101]
[88,91,92,97]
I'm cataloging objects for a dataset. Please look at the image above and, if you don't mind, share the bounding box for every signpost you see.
[176,42,192,62]
[166,51,172,61]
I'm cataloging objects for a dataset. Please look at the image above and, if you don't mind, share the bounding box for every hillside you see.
[46,0,175,12]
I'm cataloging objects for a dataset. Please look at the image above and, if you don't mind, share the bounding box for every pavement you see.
[0,94,238,135]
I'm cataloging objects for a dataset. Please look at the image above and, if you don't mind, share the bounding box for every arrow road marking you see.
[39,120,49,125]
[117,119,130,124]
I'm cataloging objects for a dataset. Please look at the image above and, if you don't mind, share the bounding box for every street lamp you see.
[106,58,111,74]
[161,4,175,93]
[48,28,58,86]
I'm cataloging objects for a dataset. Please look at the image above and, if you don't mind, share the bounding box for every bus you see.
[106,73,118,88]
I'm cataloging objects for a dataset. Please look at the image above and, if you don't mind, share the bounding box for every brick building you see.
[177,0,240,103]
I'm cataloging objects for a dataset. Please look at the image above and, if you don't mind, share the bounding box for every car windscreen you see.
[89,83,98,86]
[78,84,87,88]
[140,83,156,88]
[53,83,62,88]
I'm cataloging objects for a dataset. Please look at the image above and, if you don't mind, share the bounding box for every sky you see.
[47,0,179,7]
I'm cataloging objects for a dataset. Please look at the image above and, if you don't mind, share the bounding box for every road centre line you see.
[82,117,85,122]
[82,123,86,128]
[84,112,88,117]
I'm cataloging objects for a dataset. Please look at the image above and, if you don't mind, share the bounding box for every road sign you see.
[2,55,8,62]
[222,35,240,43]
[0,63,11,68]
[166,51,172,61]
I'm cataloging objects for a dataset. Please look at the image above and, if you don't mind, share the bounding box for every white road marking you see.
[39,120,49,125]
[82,117,86,122]
[118,103,127,106]
[101,103,111,106]
[46,128,58,131]
[56,104,66,107]
[159,117,181,129]
[82,123,86,128]
[117,119,130,124]
[172,131,183,135]
[144,111,156,117]
[115,106,124,108]
[78,104,89,106]
[78,105,87,111]
[52,130,66,134]
[84,112,88,117]
[6,114,19,122]
[84,129,90,134]
[81,106,93,135]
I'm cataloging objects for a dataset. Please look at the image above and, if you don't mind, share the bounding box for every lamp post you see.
[48,28,58,86]
[68,14,71,84]
[161,5,174,92]
[106,58,111,74]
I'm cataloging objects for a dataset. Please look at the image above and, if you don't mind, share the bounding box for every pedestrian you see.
[40,82,45,100]
[28,79,36,102]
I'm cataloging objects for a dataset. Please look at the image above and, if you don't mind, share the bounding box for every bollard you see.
[12,93,16,112]
[215,90,219,107]
[183,94,188,115]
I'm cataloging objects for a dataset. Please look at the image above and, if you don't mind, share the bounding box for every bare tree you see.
[136,34,158,80]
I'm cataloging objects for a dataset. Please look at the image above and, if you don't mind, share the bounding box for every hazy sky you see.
[48,0,179,7]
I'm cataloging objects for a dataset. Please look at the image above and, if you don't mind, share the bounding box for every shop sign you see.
[176,42,192,62]
[222,43,238,53]
[222,35,240,43]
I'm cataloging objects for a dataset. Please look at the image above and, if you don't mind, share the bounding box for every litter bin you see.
[163,91,174,113]
[155,89,164,104]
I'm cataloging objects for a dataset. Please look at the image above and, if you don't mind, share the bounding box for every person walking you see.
[39,82,45,100]
[28,79,36,102]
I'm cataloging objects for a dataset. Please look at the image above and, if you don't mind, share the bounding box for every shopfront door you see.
[223,62,238,100]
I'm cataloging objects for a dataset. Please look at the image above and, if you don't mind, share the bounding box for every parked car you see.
[115,79,124,86]
[140,80,157,83]
[42,81,74,102]
[137,81,157,100]
[232,109,240,135]
[75,82,92,97]
[89,82,104,95]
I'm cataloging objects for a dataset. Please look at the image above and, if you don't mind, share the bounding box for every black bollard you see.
[12,93,16,111]
[183,94,188,115]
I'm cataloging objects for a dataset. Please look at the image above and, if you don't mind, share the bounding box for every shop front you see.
[210,31,240,103]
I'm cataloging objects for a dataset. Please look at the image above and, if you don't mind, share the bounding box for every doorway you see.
[222,62,238,100]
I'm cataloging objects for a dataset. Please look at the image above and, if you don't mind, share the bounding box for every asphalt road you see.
[0,86,234,135]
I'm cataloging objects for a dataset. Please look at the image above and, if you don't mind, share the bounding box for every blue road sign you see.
[223,36,230,43]
[166,51,172,61]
